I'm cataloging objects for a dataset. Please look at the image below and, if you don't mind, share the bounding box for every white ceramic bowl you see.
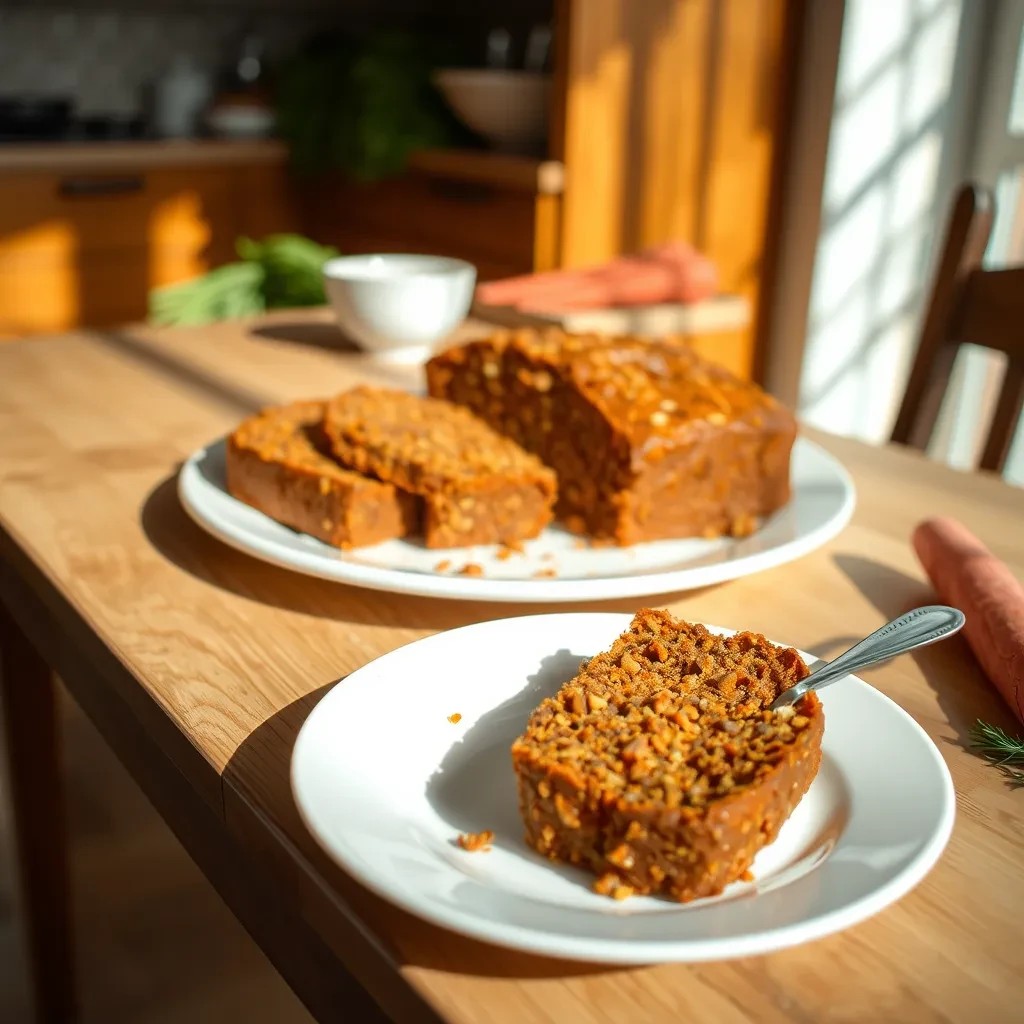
[206,104,276,138]
[433,69,550,153]
[322,254,476,362]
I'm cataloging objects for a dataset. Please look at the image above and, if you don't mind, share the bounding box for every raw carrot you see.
[912,516,1024,723]
[476,267,596,305]
[475,242,718,312]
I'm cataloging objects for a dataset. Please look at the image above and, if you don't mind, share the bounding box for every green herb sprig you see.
[149,234,338,327]
[969,719,1024,784]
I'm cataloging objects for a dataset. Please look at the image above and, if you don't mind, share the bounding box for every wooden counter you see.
[0,140,296,338]
[0,138,288,176]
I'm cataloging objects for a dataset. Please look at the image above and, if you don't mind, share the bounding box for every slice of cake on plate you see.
[511,608,823,901]
[226,400,419,549]
[324,387,557,549]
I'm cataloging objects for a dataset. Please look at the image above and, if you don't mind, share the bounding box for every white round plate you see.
[178,437,854,603]
[292,613,955,964]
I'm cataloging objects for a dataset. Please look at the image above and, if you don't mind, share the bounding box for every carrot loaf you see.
[426,328,796,544]
[323,387,557,549]
[511,609,822,902]
[225,400,419,549]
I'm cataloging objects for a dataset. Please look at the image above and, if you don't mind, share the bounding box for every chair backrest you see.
[891,183,1024,473]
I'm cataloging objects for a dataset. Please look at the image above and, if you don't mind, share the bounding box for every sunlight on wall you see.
[932,0,1024,485]
[1006,417,1024,485]
[148,191,212,289]
[0,221,78,335]
[799,0,964,444]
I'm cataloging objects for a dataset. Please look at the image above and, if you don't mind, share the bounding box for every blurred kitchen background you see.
[3,0,1022,478]
[1,0,1024,1017]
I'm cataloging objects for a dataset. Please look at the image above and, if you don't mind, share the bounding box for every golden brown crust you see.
[511,608,823,901]
[426,328,797,544]
[323,387,557,548]
[225,400,419,549]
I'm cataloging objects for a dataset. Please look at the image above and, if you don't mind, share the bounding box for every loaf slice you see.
[511,609,823,902]
[225,400,419,549]
[323,386,557,549]
[426,328,796,544]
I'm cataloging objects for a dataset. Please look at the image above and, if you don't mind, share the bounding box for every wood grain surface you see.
[1,310,1022,1024]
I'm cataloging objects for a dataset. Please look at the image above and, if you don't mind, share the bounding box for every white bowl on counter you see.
[433,69,551,153]
[322,254,477,363]
[206,104,276,138]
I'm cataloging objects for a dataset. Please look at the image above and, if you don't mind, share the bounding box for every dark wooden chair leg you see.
[0,603,77,1023]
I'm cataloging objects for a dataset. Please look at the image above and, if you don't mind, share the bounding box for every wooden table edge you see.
[0,527,440,1023]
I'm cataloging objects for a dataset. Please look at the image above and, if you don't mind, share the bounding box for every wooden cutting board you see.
[470,294,750,337]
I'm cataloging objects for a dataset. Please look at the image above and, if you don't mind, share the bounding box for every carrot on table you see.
[912,516,1024,723]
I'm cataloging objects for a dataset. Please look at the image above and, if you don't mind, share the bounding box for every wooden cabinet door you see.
[0,166,240,336]
[300,172,538,283]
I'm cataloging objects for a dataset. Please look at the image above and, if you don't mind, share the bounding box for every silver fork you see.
[770,605,966,710]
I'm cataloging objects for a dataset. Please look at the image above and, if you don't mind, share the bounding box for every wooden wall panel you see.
[558,0,799,379]
[0,163,297,337]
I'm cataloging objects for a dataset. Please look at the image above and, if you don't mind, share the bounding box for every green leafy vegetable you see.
[149,234,338,327]
[969,719,1024,784]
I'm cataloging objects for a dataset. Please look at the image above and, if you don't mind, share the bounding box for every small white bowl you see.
[322,254,476,362]
[206,104,275,138]
[433,69,550,153]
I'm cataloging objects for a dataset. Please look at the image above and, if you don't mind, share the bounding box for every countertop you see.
[0,138,566,198]
[0,137,288,175]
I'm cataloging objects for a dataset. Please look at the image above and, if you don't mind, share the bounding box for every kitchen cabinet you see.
[0,142,297,338]
[300,150,564,285]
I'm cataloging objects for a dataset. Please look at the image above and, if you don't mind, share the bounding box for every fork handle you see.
[770,605,966,709]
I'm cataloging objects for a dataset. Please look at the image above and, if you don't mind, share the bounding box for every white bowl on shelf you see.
[433,69,551,153]
[322,254,476,363]
[206,104,276,138]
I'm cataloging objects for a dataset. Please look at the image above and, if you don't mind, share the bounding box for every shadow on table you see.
[248,320,360,354]
[227,683,625,982]
[92,328,273,415]
[832,552,1004,749]
[141,472,493,632]
[246,320,435,392]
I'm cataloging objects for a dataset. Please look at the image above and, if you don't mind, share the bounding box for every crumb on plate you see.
[496,542,524,561]
[434,559,452,572]
[447,712,462,724]
[456,829,494,852]
[458,563,484,577]
[533,568,558,578]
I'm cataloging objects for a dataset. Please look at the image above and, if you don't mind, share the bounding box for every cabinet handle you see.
[58,175,145,198]
[426,179,497,203]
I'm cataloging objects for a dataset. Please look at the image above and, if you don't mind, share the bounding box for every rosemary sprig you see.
[969,719,1024,783]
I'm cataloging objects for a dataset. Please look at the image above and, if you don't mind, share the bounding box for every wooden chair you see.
[891,183,1024,472]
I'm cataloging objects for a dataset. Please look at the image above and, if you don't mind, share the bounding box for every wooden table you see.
[1,313,1022,1024]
